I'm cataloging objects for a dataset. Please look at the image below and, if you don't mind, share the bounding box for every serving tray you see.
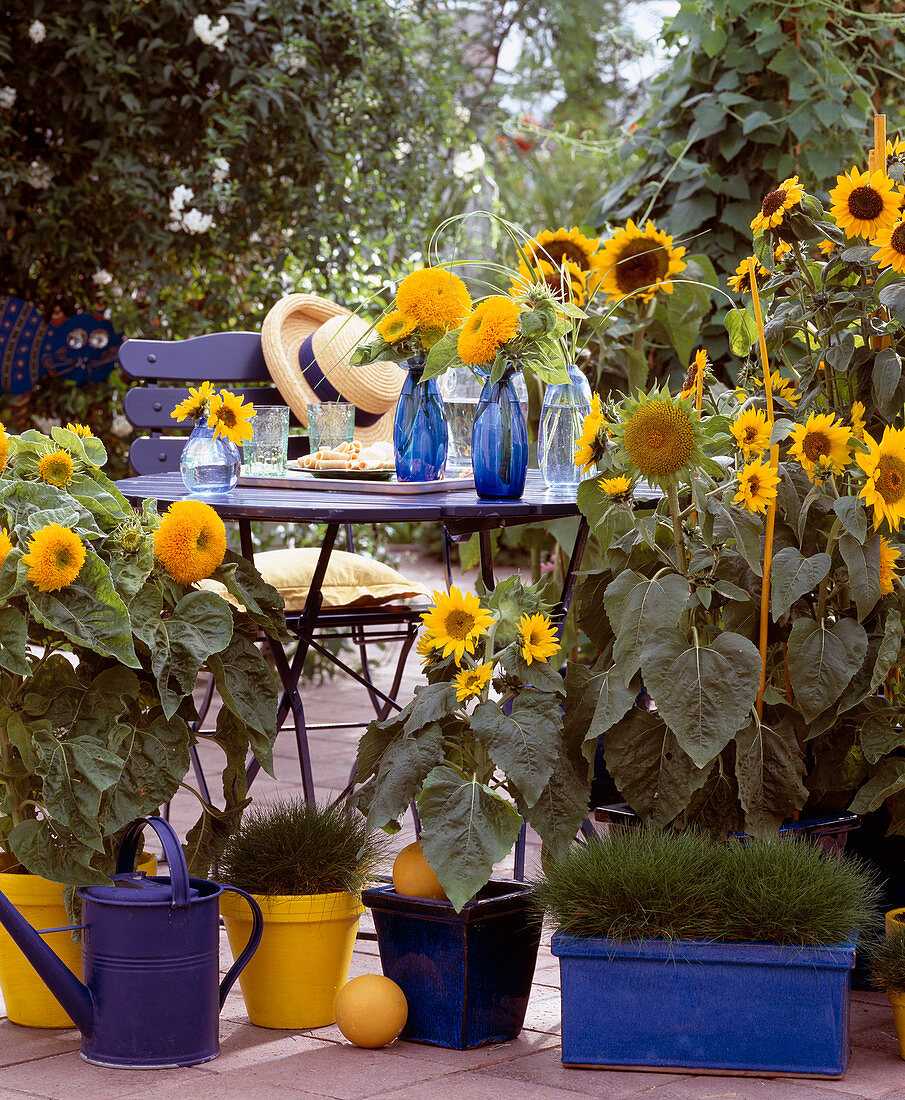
[238,469,476,494]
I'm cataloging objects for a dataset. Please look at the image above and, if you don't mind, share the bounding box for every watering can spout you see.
[0,886,95,1037]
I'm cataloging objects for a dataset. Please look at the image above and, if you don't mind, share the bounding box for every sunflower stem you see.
[666,482,688,574]
[816,517,843,622]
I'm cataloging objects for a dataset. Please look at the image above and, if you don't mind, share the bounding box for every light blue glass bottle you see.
[537,362,593,491]
[180,420,241,495]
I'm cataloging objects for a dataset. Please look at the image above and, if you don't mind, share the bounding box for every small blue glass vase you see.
[180,420,241,496]
[472,368,528,499]
[393,354,448,482]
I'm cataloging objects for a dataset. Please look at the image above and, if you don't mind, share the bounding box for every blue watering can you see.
[0,816,263,1068]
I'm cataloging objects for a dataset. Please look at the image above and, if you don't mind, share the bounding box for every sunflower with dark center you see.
[598,219,687,303]
[857,427,905,531]
[727,256,768,295]
[787,412,851,479]
[750,176,803,232]
[829,166,899,240]
[524,226,603,295]
[872,220,905,273]
[609,385,708,489]
[510,257,588,306]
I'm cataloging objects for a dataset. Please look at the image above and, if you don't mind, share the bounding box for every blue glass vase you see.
[180,420,241,495]
[472,369,528,499]
[393,355,448,482]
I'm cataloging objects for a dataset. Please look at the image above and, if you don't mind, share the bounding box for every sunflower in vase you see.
[171,381,255,493]
[353,577,589,910]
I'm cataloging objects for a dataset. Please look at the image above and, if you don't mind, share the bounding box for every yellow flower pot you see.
[0,854,156,1028]
[889,992,905,1060]
[220,889,364,1029]
[886,907,905,937]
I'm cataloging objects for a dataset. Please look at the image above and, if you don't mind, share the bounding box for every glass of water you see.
[242,406,290,476]
[307,402,355,452]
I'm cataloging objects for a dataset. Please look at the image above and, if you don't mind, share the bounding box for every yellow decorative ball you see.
[392,841,448,901]
[335,975,408,1048]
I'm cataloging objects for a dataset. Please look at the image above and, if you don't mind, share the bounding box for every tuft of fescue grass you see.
[217,798,387,897]
[871,926,905,994]
[533,828,879,946]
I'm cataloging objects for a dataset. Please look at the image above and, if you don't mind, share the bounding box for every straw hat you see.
[261,294,405,445]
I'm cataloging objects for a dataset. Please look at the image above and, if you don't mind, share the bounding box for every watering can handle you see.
[217,886,263,1009]
[115,817,191,908]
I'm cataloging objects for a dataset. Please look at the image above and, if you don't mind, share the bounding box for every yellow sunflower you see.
[207,390,255,446]
[396,268,472,331]
[857,427,905,531]
[454,663,493,703]
[171,380,215,423]
[888,137,905,157]
[376,309,419,343]
[731,408,771,460]
[600,475,633,500]
[773,241,792,263]
[64,422,94,437]
[0,528,12,568]
[0,421,9,472]
[679,349,708,399]
[510,257,588,307]
[609,386,707,489]
[523,226,603,294]
[872,219,905,274]
[519,612,559,665]
[598,219,687,303]
[457,296,521,368]
[829,167,899,240]
[38,450,74,487]
[153,500,227,584]
[416,631,440,666]
[727,256,769,294]
[22,524,86,592]
[574,395,606,472]
[750,176,804,232]
[880,537,901,596]
[787,412,852,478]
[753,368,799,409]
[850,401,867,442]
[817,238,837,257]
[734,458,780,516]
[420,586,494,665]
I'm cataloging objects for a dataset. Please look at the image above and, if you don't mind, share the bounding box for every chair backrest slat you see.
[124,385,294,430]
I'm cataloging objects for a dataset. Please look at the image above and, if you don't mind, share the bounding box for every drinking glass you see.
[307,402,355,451]
[242,406,290,476]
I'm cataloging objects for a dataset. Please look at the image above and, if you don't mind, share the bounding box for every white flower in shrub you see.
[193,14,229,51]
[92,269,113,287]
[169,185,194,214]
[111,414,133,438]
[0,86,16,109]
[28,20,46,43]
[27,160,52,189]
[451,144,486,179]
[180,207,214,234]
[33,416,61,434]
[211,157,230,185]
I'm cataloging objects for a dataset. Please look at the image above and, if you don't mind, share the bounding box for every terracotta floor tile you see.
[384,1030,560,1069]
[479,1045,694,1096]
[0,1051,219,1099]
[376,1072,596,1098]
[0,1022,80,1068]
[636,1077,866,1100]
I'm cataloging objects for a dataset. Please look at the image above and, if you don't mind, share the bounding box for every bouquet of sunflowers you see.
[568,119,905,837]
[353,578,590,910]
[170,379,255,444]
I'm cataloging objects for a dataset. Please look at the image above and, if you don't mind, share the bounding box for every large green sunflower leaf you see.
[786,617,868,722]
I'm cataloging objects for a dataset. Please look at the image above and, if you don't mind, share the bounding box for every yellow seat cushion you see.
[203,548,430,612]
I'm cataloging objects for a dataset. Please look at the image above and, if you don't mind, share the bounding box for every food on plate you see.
[298,439,394,473]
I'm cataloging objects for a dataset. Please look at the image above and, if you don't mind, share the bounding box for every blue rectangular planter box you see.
[362,881,541,1050]
[552,934,856,1076]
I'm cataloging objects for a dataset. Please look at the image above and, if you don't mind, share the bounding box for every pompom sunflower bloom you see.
[731,408,771,460]
[420,586,494,665]
[395,268,472,331]
[519,612,559,665]
[880,537,901,596]
[454,663,493,703]
[734,458,780,516]
[65,422,94,438]
[0,528,12,568]
[38,450,74,487]
[0,421,9,472]
[872,219,905,274]
[787,412,852,479]
[153,499,227,584]
[850,401,867,442]
[829,167,899,240]
[457,296,521,368]
[22,523,86,592]
[750,176,804,232]
[574,394,607,473]
[857,427,905,531]
[600,475,633,502]
[510,256,588,307]
[171,380,215,423]
[208,390,255,446]
[679,349,708,399]
[598,219,686,303]
[377,309,418,343]
[727,256,769,295]
[608,385,708,490]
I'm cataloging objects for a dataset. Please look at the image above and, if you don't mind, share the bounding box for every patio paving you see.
[0,546,903,1098]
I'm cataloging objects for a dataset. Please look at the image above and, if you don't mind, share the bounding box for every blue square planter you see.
[362,881,541,1049]
[551,934,856,1077]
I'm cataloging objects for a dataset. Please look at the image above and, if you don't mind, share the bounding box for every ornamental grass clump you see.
[871,926,905,994]
[534,830,879,946]
[218,799,387,898]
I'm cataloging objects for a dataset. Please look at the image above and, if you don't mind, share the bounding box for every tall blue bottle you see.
[471,369,528,499]
[393,354,448,482]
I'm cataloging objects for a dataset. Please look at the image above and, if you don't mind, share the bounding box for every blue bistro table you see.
[115,469,591,806]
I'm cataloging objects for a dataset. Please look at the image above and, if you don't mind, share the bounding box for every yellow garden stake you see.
[747,257,778,720]
[873,114,892,352]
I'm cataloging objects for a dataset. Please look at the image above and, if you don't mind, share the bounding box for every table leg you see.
[552,515,590,639]
[479,529,495,591]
